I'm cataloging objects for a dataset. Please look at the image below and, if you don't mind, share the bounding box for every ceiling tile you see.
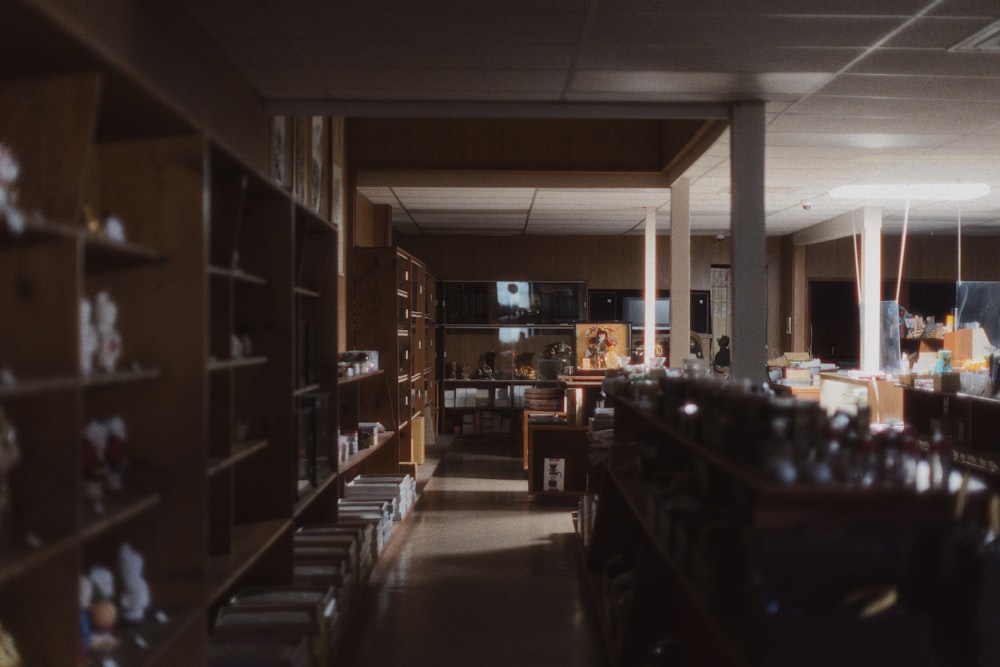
[273,6,587,42]
[769,112,990,135]
[928,0,1000,17]
[181,0,1000,239]
[854,48,1000,77]
[884,16,997,47]
[588,15,906,48]
[571,71,835,97]
[787,95,1000,122]
[184,4,274,37]
[576,45,864,73]
[610,0,930,14]
[818,73,1000,101]
[297,39,576,70]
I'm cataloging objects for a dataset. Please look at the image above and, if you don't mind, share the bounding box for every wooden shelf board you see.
[340,431,395,474]
[300,214,337,234]
[0,532,77,588]
[205,519,292,605]
[207,356,268,372]
[0,373,80,399]
[79,491,162,543]
[608,395,962,530]
[293,383,321,396]
[0,215,78,245]
[293,468,338,519]
[207,439,269,477]
[207,264,268,286]
[84,234,164,270]
[337,369,385,385]
[82,367,162,390]
[294,285,321,298]
[104,606,202,666]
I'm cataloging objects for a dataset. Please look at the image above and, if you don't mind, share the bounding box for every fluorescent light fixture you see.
[829,183,990,201]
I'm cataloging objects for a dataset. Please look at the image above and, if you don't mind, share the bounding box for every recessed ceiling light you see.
[828,183,990,201]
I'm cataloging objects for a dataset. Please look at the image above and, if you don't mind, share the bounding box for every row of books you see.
[208,474,416,666]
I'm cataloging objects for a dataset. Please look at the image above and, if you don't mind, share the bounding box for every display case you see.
[442,280,585,325]
[441,324,576,381]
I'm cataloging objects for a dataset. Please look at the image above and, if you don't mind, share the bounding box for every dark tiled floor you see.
[338,436,611,667]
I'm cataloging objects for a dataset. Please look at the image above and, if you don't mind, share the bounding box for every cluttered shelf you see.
[588,372,1000,666]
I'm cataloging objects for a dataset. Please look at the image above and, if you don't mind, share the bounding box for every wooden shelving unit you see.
[353,247,437,466]
[0,2,342,663]
[581,391,977,666]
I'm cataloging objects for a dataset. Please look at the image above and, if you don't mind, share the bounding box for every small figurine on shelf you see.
[80,298,99,376]
[230,334,244,360]
[0,143,25,235]
[118,543,150,625]
[545,340,575,373]
[78,576,93,664]
[103,215,125,242]
[585,326,619,369]
[87,566,119,653]
[95,291,122,373]
[0,619,21,667]
[0,408,21,550]
[475,350,497,378]
[514,351,536,379]
[82,420,109,512]
[104,417,127,492]
[83,204,102,236]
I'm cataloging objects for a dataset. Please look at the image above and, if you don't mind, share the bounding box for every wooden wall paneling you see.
[348,118,674,171]
[83,140,209,609]
[0,72,100,222]
[233,195,295,523]
[0,551,79,666]
[207,470,233,556]
[0,240,80,377]
[805,235,857,279]
[4,389,80,542]
[766,238,784,360]
[807,234,1000,283]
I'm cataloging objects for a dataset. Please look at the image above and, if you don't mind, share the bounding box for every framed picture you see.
[575,322,629,371]
[330,117,346,275]
[309,116,329,215]
[269,116,292,188]
[293,116,311,204]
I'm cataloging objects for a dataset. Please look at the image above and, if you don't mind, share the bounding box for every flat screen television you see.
[622,296,669,329]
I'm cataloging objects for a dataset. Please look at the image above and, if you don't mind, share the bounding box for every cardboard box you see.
[933,371,961,393]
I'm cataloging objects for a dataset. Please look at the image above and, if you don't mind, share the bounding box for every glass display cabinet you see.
[439,281,584,436]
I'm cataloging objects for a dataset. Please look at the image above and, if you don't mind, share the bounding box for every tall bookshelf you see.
[0,1,342,663]
[352,247,436,467]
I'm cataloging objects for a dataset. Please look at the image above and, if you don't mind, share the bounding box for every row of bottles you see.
[650,376,959,492]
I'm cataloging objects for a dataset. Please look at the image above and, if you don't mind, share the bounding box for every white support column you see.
[730,101,767,382]
[860,207,882,373]
[644,206,657,365]
[669,179,691,368]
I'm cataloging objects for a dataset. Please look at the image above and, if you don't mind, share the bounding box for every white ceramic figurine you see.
[80,298,99,375]
[118,543,150,625]
[95,291,122,373]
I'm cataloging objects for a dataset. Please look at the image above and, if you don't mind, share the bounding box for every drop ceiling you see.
[180,0,1000,237]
